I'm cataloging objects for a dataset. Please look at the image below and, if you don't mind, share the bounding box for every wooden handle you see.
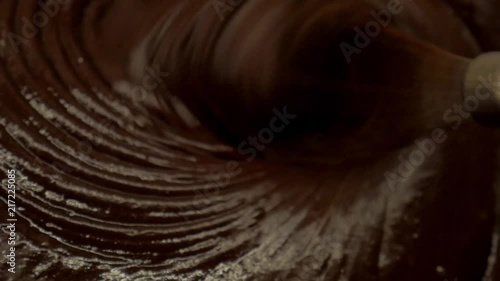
[464,52,500,126]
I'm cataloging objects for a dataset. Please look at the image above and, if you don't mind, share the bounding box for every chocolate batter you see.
[0,0,499,280]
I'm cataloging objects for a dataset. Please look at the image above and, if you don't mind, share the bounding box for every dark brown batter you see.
[0,0,499,280]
